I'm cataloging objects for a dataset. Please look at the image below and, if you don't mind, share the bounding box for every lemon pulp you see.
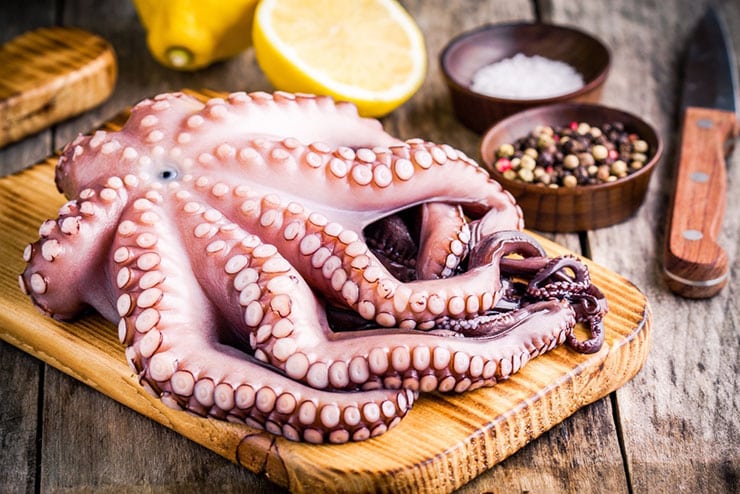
[253,0,427,117]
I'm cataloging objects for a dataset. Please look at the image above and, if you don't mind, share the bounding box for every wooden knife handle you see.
[664,107,738,298]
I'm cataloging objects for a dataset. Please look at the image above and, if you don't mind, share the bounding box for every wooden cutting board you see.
[0,102,651,493]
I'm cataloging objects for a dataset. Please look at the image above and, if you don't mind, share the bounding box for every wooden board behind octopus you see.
[0,90,648,492]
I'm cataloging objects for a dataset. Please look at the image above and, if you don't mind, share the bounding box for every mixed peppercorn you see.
[492,121,651,188]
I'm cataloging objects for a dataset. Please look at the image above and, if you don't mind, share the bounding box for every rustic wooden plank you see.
[41,372,284,493]
[0,344,42,494]
[547,0,740,492]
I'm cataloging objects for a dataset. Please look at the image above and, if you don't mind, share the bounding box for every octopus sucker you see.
[20,91,608,443]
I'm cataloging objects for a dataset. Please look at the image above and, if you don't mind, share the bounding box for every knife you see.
[664,7,739,299]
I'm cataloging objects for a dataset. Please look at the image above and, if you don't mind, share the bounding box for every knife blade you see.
[664,7,739,298]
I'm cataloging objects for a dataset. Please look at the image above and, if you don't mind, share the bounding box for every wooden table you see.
[1,0,738,492]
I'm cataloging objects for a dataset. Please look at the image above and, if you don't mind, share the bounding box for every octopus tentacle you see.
[176,178,508,329]
[564,284,607,354]
[527,255,592,298]
[416,203,470,279]
[469,235,607,352]
[468,230,547,269]
[321,299,576,393]
[138,109,522,232]
[522,255,606,353]
[19,181,128,320]
[192,90,402,149]
[114,201,415,444]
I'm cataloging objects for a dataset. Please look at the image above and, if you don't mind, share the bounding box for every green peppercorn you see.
[631,152,647,162]
[520,154,536,170]
[518,168,534,182]
[563,154,579,169]
[497,143,515,158]
[537,134,554,148]
[589,127,603,138]
[592,144,608,161]
[503,169,517,181]
[524,147,538,159]
[632,139,649,153]
[611,160,627,176]
[576,122,591,135]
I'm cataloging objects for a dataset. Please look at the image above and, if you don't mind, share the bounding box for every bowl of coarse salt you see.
[440,22,611,133]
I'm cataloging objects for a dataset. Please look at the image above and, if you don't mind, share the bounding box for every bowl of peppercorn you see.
[440,22,611,133]
[480,102,663,232]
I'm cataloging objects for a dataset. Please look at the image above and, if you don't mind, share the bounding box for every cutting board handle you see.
[0,27,117,149]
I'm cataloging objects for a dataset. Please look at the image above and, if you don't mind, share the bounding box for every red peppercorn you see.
[495,158,512,172]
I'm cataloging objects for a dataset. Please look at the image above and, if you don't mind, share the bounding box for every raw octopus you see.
[19,91,606,444]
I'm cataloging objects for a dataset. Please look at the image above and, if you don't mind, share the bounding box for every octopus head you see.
[54,93,204,198]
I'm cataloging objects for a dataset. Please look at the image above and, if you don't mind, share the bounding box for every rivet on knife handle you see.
[664,107,738,298]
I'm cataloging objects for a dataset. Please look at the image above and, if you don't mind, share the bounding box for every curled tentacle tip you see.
[566,319,605,354]
[468,230,546,268]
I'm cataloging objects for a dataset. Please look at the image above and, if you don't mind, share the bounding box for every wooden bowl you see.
[440,23,611,134]
[480,103,663,232]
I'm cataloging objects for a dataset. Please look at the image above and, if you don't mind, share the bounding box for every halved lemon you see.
[253,0,427,117]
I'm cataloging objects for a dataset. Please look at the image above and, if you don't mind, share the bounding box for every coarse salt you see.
[470,53,584,100]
